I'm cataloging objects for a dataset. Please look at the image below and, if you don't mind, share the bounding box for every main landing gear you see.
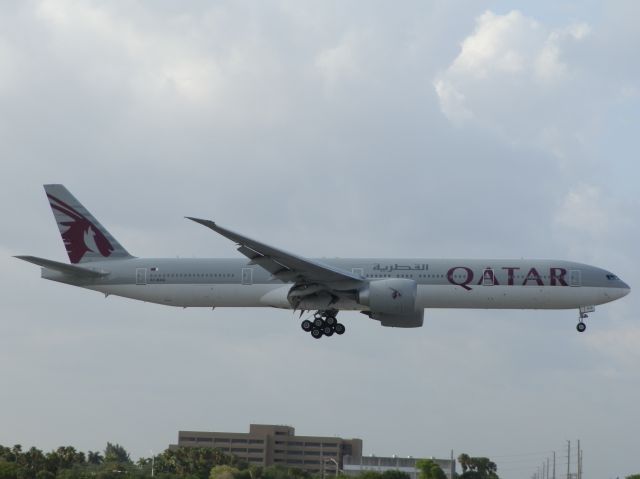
[301,310,346,339]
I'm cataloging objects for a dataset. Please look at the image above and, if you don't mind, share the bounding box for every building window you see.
[231,448,246,453]
[232,439,248,444]
[249,440,264,444]
[248,449,263,454]
[196,438,213,443]
[214,438,230,443]
[305,442,321,447]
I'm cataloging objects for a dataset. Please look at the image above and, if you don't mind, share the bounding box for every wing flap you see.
[15,255,109,278]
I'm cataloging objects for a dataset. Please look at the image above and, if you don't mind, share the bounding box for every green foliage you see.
[0,460,19,479]
[457,454,498,479]
[103,444,131,464]
[381,471,411,479]
[87,452,103,466]
[210,465,241,479]
[357,472,382,479]
[0,445,311,479]
[35,471,55,479]
[416,459,446,479]
[153,446,236,478]
[626,475,640,479]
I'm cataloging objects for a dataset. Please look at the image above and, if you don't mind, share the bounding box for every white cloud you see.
[447,11,538,79]
[433,10,592,158]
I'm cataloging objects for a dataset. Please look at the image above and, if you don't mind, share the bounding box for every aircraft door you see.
[136,268,147,285]
[482,268,495,286]
[241,268,253,285]
[569,270,582,287]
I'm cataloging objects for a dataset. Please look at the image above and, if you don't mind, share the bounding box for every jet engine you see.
[358,278,422,327]
[366,310,424,328]
[358,278,417,314]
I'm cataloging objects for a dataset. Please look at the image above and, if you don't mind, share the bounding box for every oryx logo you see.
[47,194,114,263]
[390,287,402,300]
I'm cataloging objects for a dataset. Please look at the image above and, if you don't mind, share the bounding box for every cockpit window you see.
[606,274,619,280]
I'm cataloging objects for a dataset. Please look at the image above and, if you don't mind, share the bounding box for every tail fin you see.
[44,184,133,263]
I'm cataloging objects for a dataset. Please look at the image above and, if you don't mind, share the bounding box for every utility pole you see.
[553,451,556,479]
[567,441,571,479]
[547,457,550,479]
[577,441,581,479]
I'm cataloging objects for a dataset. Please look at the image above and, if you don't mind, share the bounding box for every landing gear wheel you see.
[325,316,337,327]
[301,320,313,332]
[323,326,334,336]
[313,317,324,328]
[576,322,586,333]
[334,323,346,335]
[311,328,323,339]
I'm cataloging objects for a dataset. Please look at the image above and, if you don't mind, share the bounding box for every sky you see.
[0,1,638,478]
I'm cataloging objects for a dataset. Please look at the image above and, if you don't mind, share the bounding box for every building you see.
[173,424,363,475]
[343,455,456,479]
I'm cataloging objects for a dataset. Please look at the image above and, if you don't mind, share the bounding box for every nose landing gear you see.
[576,305,595,333]
[576,319,587,333]
[300,310,345,338]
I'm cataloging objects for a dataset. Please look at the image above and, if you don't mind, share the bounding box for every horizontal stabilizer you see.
[14,255,109,278]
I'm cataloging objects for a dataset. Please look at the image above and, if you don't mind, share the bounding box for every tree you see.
[357,472,382,479]
[210,465,241,479]
[381,471,411,479]
[21,447,46,478]
[55,447,85,470]
[0,461,19,479]
[626,475,640,479]
[416,459,446,479]
[261,466,291,479]
[103,444,131,464]
[87,452,103,466]
[456,455,498,479]
[149,447,237,479]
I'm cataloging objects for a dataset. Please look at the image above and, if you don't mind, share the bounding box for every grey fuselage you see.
[42,257,631,311]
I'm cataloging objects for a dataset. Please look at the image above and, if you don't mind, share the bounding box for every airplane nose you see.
[621,282,631,297]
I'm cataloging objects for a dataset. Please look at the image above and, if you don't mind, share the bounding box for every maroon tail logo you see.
[48,194,114,263]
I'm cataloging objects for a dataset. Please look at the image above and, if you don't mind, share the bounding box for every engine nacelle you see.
[368,310,424,328]
[358,278,417,314]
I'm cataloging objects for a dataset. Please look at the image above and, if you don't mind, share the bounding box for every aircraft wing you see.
[186,218,363,284]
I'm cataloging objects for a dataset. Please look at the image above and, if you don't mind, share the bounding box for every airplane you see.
[16,184,630,338]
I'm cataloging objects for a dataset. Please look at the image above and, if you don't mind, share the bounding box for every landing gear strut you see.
[300,310,346,339]
[576,306,594,333]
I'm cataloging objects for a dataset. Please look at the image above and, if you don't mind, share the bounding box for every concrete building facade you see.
[343,455,456,479]
[174,424,363,475]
